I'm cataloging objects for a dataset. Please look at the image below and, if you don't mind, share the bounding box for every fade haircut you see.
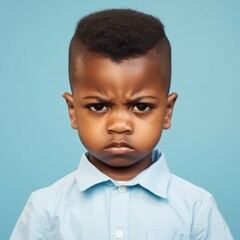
[69,9,171,92]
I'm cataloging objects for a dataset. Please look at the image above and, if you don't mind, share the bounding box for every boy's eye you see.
[89,103,108,112]
[133,103,151,112]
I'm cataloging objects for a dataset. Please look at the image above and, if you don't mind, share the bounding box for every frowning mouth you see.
[104,140,135,154]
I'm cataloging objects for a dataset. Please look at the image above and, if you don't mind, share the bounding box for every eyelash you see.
[86,103,154,113]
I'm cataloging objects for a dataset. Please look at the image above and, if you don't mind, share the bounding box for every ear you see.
[163,92,178,129]
[62,92,77,129]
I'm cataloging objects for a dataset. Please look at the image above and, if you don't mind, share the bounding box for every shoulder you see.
[169,174,212,198]
[168,174,213,210]
[34,170,78,194]
[10,171,79,239]
[30,170,79,211]
[168,174,221,234]
[168,175,233,238]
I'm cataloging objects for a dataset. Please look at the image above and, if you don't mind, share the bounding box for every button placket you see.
[110,185,129,240]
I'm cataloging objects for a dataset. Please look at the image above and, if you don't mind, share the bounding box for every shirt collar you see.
[76,152,110,191]
[76,150,171,199]
[134,150,171,198]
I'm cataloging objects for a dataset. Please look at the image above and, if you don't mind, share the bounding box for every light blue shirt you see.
[11,150,233,239]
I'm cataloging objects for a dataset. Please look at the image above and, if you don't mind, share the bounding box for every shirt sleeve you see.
[194,196,234,240]
[10,195,48,240]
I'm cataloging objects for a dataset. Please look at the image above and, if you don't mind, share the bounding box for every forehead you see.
[70,51,169,97]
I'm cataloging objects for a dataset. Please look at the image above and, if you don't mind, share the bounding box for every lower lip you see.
[104,147,135,154]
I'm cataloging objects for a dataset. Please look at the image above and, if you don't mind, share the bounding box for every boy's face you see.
[64,51,177,180]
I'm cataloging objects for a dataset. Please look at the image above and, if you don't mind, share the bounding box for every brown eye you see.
[133,103,151,112]
[89,104,107,112]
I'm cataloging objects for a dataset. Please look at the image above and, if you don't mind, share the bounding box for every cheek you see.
[144,125,163,141]
[134,119,164,147]
[76,117,106,147]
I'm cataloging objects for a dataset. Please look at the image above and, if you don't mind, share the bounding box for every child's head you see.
[69,8,171,93]
[64,9,177,180]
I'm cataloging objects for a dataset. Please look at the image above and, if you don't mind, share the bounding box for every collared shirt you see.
[10,150,233,240]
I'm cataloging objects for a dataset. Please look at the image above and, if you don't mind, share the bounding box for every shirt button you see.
[115,230,124,239]
[118,186,127,193]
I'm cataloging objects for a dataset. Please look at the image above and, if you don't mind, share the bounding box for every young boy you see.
[11,9,233,239]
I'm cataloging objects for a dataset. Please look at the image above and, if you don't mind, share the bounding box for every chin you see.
[93,154,138,167]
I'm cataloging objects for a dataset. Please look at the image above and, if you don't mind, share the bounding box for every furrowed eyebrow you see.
[81,95,158,102]
[129,96,158,101]
[82,96,111,101]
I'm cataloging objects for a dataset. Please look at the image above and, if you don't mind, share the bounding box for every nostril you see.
[107,122,133,134]
[107,128,132,134]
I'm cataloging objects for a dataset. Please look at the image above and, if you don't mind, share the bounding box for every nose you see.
[106,110,133,134]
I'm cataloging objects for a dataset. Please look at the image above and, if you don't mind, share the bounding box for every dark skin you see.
[64,50,178,181]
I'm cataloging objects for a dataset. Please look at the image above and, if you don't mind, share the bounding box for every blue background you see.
[1,0,239,239]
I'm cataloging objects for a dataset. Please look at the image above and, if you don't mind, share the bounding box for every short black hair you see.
[69,9,171,91]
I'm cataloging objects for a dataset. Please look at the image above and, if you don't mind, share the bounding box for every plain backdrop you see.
[1,0,239,239]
